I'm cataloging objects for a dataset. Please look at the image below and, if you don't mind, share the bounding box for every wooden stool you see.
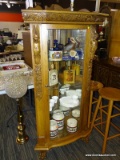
[91,87,120,153]
[88,80,103,128]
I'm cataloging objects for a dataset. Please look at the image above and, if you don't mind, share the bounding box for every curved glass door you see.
[40,24,89,139]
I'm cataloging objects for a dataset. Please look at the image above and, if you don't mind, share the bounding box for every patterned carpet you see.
[0,92,120,160]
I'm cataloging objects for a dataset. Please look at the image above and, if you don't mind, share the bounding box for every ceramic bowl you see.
[59,96,79,108]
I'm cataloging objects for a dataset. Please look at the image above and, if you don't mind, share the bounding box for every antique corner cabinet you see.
[22,6,108,159]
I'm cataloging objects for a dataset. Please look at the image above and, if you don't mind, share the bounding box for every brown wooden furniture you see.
[22,5,108,159]
[22,31,32,68]
[109,10,120,58]
[91,87,120,153]
[88,80,103,128]
[92,58,120,89]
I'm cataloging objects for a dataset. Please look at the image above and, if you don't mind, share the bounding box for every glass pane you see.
[48,29,87,138]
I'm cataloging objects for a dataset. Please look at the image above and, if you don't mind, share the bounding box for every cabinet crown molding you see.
[22,5,109,24]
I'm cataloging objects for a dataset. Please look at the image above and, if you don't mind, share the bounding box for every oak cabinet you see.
[92,60,109,86]
[92,59,120,89]
[22,6,108,159]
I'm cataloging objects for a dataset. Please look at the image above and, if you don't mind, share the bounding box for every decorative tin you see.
[50,120,58,138]
[49,50,63,61]
[67,118,77,133]
[63,69,75,84]
[53,111,64,130]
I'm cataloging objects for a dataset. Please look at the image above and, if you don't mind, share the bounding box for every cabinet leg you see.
[39,151,47,160]
[82,136,89,143]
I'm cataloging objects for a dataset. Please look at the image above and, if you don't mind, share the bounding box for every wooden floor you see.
[0,92,120,160]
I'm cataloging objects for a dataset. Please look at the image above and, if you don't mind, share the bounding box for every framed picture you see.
[49,69,58,86]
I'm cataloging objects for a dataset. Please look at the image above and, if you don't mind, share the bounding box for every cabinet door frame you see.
[30,23,97,150]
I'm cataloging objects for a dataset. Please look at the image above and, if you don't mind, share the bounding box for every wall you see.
[0,0,95,34]
[0,22,24,34]
[0,11,24,34]
[0,0,96,13]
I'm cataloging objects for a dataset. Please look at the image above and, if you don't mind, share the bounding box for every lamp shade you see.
[4,72,27,99]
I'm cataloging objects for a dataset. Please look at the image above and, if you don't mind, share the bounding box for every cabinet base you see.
[39,151,47,160]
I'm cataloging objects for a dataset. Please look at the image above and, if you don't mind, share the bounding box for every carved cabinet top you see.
[22,5,109,24]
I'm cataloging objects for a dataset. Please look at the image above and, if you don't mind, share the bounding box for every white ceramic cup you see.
[49,102,54,111]
[72,109,80,118]
[52,96,58,103]
[76,89,82,98]
[60,88,66,95]
[49,99,55,104]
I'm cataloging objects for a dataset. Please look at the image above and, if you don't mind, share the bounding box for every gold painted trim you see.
[22,9,109,24]
[88,25,98,90]
[32,25,42,99]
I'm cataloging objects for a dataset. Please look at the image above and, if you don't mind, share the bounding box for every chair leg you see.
[88,90,93,128]
[91,96,102,130]
[102,100,113,154]
[100,101,103,130]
